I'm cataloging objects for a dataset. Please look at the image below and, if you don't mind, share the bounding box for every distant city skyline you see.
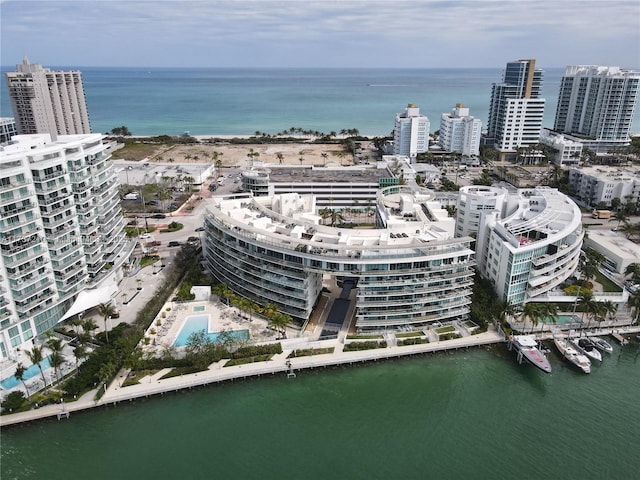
[1,0,639,69]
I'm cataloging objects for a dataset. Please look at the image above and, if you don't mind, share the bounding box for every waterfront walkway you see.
[0,327,505,426]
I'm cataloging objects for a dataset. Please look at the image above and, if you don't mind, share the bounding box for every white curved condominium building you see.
[203,188,475,331]
[457,186,583,305]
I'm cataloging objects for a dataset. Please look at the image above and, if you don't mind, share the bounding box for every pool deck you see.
[147,300,280,351]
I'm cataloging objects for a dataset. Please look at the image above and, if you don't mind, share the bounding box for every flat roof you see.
[267,165,388,184]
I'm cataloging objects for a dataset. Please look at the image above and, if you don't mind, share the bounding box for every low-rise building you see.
[539,129,583,166]
[583,229,640,274]
[568,165,640,208]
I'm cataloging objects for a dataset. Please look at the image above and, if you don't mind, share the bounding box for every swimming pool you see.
[173,315,250,347]
[544,314,582,324]
[193,306,205,312]
[1,356,52,390]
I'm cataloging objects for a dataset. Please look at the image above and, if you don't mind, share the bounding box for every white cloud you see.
[1,0,638,67]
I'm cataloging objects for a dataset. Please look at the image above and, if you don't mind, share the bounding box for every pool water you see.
[193,306,205,312]
[544,314,582,324]
[1,356,52,390]
[173,315,250,347]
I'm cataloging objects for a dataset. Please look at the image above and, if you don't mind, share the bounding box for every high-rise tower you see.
[393,103,430,159]
[486,59,546,160]
[5,57,91,141]
[553,65,640,145]
[0,134,130,362]
[439,104,482,156]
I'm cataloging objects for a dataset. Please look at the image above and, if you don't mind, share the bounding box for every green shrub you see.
[396,331,424,338]
[563,284,592,296]
[233,343,282,359]
[159,366,206,379]
[398,338,429,346]
[439,333,462,340]
[288,347,335,358]
[1,391,26,412]
[224,354,273,367]
[343,341,387,351]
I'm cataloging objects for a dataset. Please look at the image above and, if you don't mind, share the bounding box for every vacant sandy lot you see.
[134,142,355,167]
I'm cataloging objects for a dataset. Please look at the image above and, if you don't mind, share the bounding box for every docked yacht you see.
[591,336,613,353]
[570,337,602,362]
[554,336,591,374]
[511,335,552,373]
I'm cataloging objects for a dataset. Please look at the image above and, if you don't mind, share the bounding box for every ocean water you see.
[1,344,639,479]
[1,67,574,137]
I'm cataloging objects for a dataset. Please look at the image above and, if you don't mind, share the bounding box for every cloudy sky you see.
[1,0,639,68]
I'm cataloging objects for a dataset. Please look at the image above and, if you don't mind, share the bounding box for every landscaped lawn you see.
[396,331,424,338]
[435,325,456,334]
[593,270,623,292]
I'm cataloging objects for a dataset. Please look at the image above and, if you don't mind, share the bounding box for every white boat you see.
[591,336,614,353]
[511,335,552,373]
[570,337,602,362]
[554,337,591,374]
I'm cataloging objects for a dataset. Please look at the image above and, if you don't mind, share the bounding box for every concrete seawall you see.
[0,329,504,427]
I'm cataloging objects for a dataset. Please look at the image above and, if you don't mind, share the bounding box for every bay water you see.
[2,343,638,479]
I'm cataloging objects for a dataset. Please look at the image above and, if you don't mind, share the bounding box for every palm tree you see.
[72,343,88,374]
[619,220,637,240]
[49,350,64,386]
[519,302,544,333]
[214,283,234,306]
[601,300,618,327]
[261,302,279,321]
[540,303,559,331]
[624,263,640,284]
[97,302,116,344]
[14,363,29,397]
[269,313,290,338]
[82,318,98,340]
[498,300,519,326]
[26,345,48,389]
[329,209,346,227]
[321,152,329,165]
[614,210,628,227]
[67,316,83,336]
[46,335,64,386]
[276,152,284,164]
[318,207,332,225]
[626,290,640,324]
[246,300,260,322]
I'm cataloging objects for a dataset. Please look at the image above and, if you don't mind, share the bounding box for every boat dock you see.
[611,333,628,345]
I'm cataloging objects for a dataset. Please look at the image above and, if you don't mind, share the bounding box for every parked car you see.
[195,226,205,232]
[139,233,151,239]
[168,241,181,247]
[151,214,166,219]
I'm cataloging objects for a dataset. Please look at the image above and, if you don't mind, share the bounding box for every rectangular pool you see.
[544,314,581,324]
[193,306,205,312]
[1,356,52,390]
[173,315,250,347]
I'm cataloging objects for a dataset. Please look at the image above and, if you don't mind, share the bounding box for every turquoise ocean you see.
[1,344,639,479]
[1,68,639,478]
[2,66,575,137]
